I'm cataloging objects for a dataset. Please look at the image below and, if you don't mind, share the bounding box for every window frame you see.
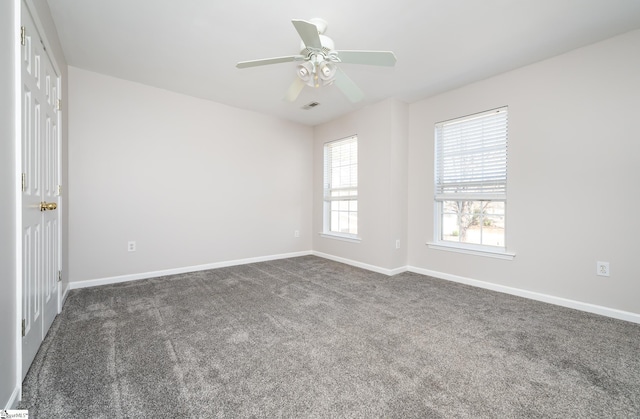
[429,107,514,259]
[322,135,360,242]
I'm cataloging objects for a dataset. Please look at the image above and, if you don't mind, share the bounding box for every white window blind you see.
[324,136,358,201]
[435,107,508,201]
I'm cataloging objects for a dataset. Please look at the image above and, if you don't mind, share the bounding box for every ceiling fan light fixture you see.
[317,61,337,86]
[318,61,336,79]
[296,61,314,83]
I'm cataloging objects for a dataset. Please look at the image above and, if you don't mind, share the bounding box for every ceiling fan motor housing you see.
[299,34,335,55]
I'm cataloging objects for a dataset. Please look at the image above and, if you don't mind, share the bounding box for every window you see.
[433,107,508,254]
[323,136,358,239]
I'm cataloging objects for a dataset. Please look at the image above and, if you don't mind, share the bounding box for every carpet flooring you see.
[20,256,640,418]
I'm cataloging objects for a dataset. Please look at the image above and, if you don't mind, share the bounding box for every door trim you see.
[13,0,22,404]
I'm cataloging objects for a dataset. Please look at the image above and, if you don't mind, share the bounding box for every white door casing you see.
[21,1,61,379]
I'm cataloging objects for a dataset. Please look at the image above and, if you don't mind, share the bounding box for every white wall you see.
[0,0,18,408]
[68,67,313,283]
[312,99,409,273]
[408,29,640,314]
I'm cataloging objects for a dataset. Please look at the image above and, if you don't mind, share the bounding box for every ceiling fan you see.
[236,18,397,103]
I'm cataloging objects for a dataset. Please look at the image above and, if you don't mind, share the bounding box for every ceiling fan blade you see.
[336,50,397,66]
[334,68,364,103]
[292,19,322,50]
[284,78,306,102]
[236,55,304,69]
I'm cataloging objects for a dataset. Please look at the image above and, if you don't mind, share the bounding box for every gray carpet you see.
[20,256,640,418]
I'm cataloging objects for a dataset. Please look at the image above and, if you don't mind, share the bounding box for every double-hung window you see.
[323,136,358,239]
[433,107,509,255]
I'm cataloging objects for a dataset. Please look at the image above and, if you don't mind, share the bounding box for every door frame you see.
[15,0,63,397]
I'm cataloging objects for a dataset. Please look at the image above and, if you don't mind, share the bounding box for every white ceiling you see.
[47,0,640,126]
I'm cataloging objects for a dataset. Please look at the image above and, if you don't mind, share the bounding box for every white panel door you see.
[21,2,61,379]
[40,21,60,337]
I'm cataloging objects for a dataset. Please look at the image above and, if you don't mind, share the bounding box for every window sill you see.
[320,233,362,244]
[427,242,515,260]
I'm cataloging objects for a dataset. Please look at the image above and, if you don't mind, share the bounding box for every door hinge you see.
[20,26,25,46]
[56,99,61,111]
[58,270,62,282]
[21,173,26,192]
[22,319,26,337]
[57,184,62,196]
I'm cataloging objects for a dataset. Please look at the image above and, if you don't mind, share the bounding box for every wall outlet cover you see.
[596,261,609,277]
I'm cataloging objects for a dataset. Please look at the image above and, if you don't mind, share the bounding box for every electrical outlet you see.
[128,241,136,252]
[294,230,300,238]
[596,261,609,277]
[395,239,401,249]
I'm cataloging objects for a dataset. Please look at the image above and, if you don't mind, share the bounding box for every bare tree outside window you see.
[441,200,505,247]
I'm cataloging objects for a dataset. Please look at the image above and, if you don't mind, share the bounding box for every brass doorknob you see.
[40,202,57,211]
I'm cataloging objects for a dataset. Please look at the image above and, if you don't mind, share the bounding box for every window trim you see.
[320,232,362,243]
[433,107,512,257]
[427,241,515,260]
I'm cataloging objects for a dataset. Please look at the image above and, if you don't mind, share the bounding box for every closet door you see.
[21,1,61,379]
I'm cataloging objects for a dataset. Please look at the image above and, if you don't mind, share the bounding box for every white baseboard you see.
[69,251,312,290]
[5,384,20,409]
[66,250,640,324]
[308,253,640,324]
[408,266,640,324]
[61,282,70,306]
[312,251,406,276]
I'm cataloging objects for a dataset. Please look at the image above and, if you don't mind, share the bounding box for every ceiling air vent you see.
[302,102,320,110]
